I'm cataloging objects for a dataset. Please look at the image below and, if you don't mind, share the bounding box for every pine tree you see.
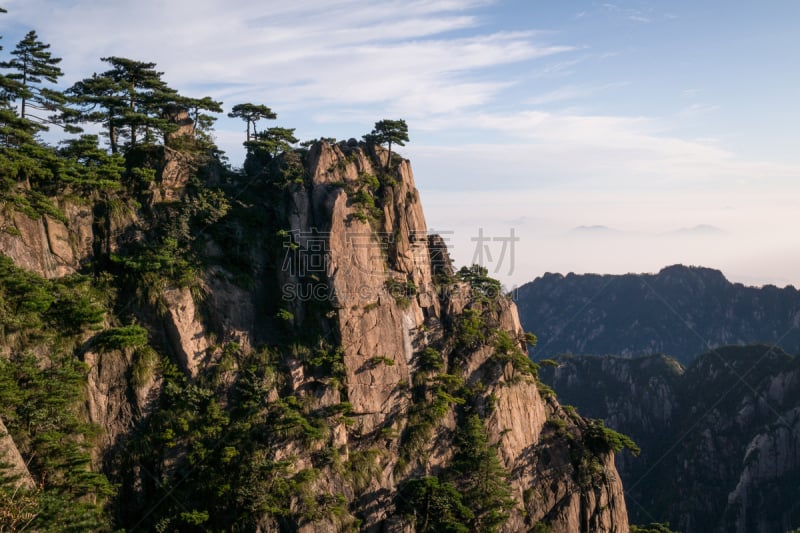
[181,95,223,132]
[254,126,298,157]
[398,476,473,532]
[98,56,174,148]
[228,103,276,145]
[364,118,409,168]
[65,73,123,152]
[56,134,125,195]
[66,57,172,151]
[169,94,223,149]
[449,414,515,532]
[2,30,64,121]
[0,8,21,109]
[67,58,222,153]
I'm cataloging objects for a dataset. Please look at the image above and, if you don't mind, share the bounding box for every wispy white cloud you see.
[411,108,800,189]
[3,0,568,120]
[3,0,578,162]
[405,99,800,287]
[531,56,587,78]
[678,103,720,117]
[252,32,566,114]
[600,2,652,24]
[525,82,628,106]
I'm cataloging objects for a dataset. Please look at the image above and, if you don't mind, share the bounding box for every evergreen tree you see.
[169,94,223,149]
[364,118,409,168]
[0,98,55,191]
[66,73,126,153]
[449,414,515,532]
[1,30,64,121]
[66,57,172,152]
[0,8,21,108]
[98,56,174,147]
[253,126,298,157]
[56,134,125,195]
[0,103,40,148]
[228,103,276,145]
[67,58,222,153]
[182,95,223,132]
[0,259,113,531]
[398,476,473,532]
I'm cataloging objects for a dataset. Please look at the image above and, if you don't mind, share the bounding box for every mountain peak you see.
[516,265,800,363]
[657,263,729,284]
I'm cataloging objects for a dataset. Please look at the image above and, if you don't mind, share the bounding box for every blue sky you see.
[3,0,799,287]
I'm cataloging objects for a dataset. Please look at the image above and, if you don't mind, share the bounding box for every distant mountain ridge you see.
[515,264,800,363]
[569,224,622,234]
[670,223,725,235]
[539,346,800,532]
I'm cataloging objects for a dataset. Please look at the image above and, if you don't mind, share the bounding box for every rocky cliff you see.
[515,266,800,364]
[540,346,800,532]
[0,196,93,279]
[0,139,629,531]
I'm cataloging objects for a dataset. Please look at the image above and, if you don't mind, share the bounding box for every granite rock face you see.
[0,140,630,532]
[0,416,34,490]
[250,141,630,531]
[0,199,93,278]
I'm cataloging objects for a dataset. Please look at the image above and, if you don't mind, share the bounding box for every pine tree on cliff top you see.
[228,102,276,146]
[364,118,409,168]
[67,57,221,153]
[1,30,64,121]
